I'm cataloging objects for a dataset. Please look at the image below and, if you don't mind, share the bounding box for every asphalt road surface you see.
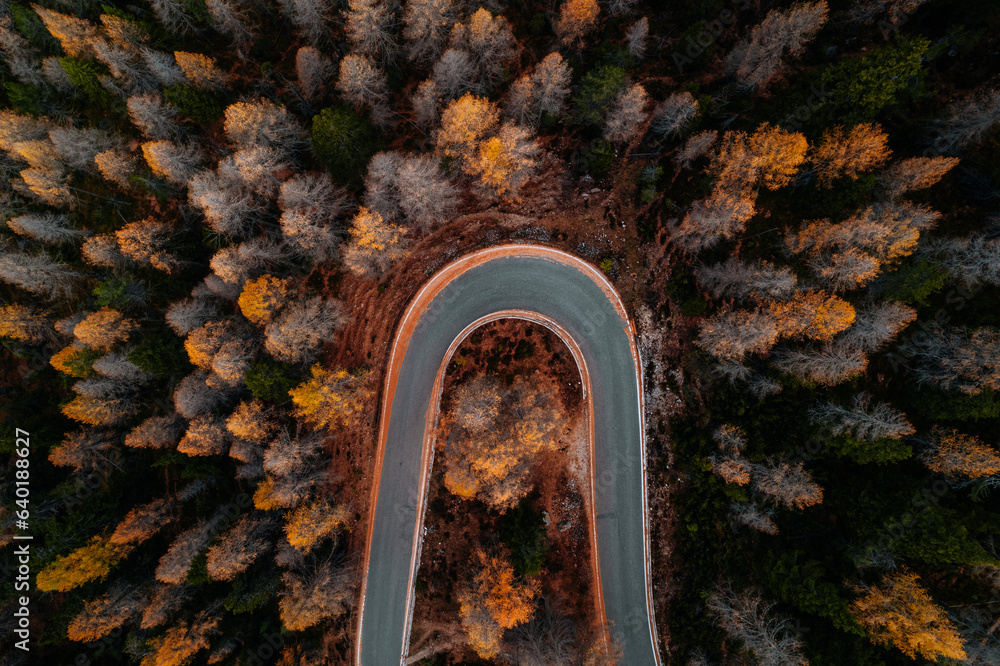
[357,248,659,665]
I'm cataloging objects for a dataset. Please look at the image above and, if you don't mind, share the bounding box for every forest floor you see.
[407,319,595,663]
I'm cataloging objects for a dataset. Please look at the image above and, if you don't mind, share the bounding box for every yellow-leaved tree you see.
[238,274,291,325]
[37,535,132,592]
[289,365,369,429]
[0,304,49,343]
[284,498,351,552]
[342,206,409,278]
[851,570,966,661]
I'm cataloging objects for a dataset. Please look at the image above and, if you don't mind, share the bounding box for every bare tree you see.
[403,0,460,62]
[206,0,254,47]
[68,583,145,643]
[278,172,346,262]
[92,39,156,92]
[0,17,43,85]
[188,168,266,238]
[210,235,286,286]
[127,91,182,140]
[809,392,914,442]
[142,140,204,184]
[279,171,346,216]
[674,130,717,170]
[731,502,779,535]
[167,297,221,336]
[126,414,184,449]
[697,309,780,361]
[94,149,139,187]
[174,370,233,418]
[604,83,648,143]
[0,249,77,300]
[412,79,440,128]
[696,257,797,300]
[49,127,116,170]
[937,90,1000,152]
[0,109,50,154]
[157,520,216,583]
[651,92,698,140]
[532,52,572,122]
[880,156,960,199]
[7,213,86,245]
[223,98,303,154]
[848,0,932,25]
[509,599,579,665]
[397,154,458,229]
[363,151,405,219]
[279,559,353,630]
[81,234,128,269]
[709,585,808,665]
[772,342,869,385]
[141,583,191,629]
[504,75,536,127]
[264,297,346,363]
[115,218,182,272]
[295,46,335,101]
[140,47,186,86]
[279,0,334,44]
[671,187,757,253]
[337,54,392,123]
[626,16,649,60]
[432,48,476,101]
[898,324,1000,395]
[149,0,197,33]
[451,8,517,88]
[836,300,916,352]
[42,56,76,92]
[928,232,1000,287]
[811,247,882,292]
[346,0,399,63]
[725,1,829,92]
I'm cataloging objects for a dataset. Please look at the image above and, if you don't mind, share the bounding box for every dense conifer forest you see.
[0,0,999,664]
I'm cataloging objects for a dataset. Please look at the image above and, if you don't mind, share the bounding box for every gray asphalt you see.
[358,254,658,665]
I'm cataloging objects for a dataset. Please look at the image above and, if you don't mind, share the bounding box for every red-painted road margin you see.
[355,245,661,665]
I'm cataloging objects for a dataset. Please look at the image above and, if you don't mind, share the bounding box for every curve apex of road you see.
[356,245,661,666]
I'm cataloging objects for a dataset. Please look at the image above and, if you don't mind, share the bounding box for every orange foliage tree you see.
[443,376,565,510]
[238,274,291,325]
[812,123,891,185]
[922,428,1000,480]
[73,307,137,350]
[851,570,966,661]
[458,547,539,658]
[555,0,600,47]
[767,290,856,340]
